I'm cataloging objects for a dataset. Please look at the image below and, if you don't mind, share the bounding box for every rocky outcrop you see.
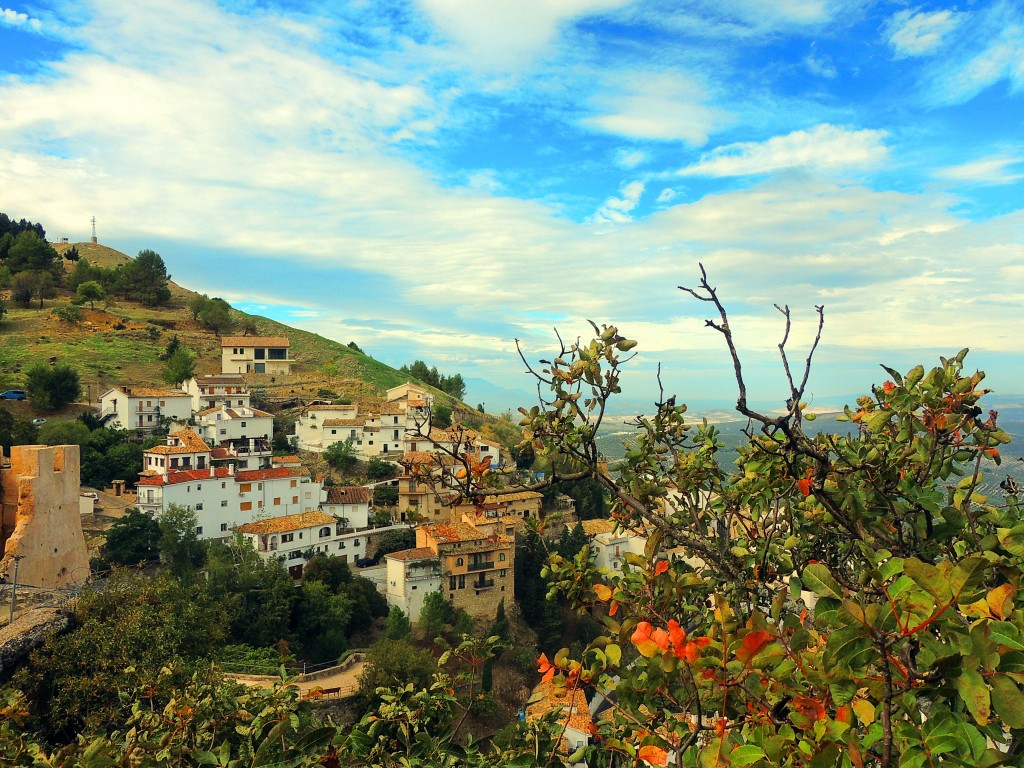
[0,606,71,682]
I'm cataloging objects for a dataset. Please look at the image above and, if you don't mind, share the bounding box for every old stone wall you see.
[1,445,90,589]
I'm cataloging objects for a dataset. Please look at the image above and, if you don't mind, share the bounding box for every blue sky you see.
[1,0,1021,413]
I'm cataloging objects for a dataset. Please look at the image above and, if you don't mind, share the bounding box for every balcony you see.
[467,560,494,572]
[473,578,495,590]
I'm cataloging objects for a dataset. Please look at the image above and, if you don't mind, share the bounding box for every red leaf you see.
[735,629,774,664]
[638,745,668,765]
[654,560,669,576]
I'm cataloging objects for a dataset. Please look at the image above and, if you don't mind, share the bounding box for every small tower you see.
[90,216,97,244]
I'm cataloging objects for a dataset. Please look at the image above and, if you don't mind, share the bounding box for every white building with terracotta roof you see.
[384,547,441,621]
[221,336,294,375]
[234,510,343,579]
[188,404,274,470]
[142,429,212,477]
[582,518,648,573]
[99,385,193,433]
[136,465,322,541]
[526,680,593,765]
[292,392,431,458]
[182,374,251,411]
[321,486,371,530]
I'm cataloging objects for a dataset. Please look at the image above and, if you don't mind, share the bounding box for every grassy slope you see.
[1,243,437,410]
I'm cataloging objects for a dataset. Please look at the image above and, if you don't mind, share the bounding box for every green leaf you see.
[956,669,991,725]
[903,558,950,602]
[989,622,1024,651]
[803,563,843,599]
[729,745,768,766]
[990,674,1024,728]
[950,556,988,600]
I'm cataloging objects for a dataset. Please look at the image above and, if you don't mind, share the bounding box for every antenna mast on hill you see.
[90,216,97,244]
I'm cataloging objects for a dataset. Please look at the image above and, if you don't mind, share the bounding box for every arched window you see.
[498,553,506,562]
[319,527,331,538]
[456,557,464,566]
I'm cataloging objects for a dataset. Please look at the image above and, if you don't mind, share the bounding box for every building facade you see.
[220,336,294,375]
[98,386,192,433]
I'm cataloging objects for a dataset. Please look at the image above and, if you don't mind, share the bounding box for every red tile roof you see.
[386,547,437,561]
[137,465,304,486]
[221,336,290,347]
[235,510,336,535]
[325,486,370,505]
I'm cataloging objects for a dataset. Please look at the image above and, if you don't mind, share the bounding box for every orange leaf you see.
[793,695,826,722]
[631,622,661,659]
[594,583,613,602]
[609,600,619,616]
[836,705,853,724]
[735,629,774,664]
[536,652,551,674]
[882,381,895,393]
[651,628,670,651]
[541,666,555,683]
[987,583,1017,620]
[654,560,669,576]
[668,619,686,651]
[638,745,668,766]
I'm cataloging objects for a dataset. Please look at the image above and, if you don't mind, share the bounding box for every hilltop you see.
[1,242,514,441]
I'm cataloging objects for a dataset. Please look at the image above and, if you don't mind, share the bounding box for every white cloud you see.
[615,149,647,169]
[413,0,630,70]
[581,71,726,144]
[678,124,888,177]
[1,6,41,29]
[592,180,645,223]
[656,188,677,204]
[885,9,963,58]
[936,154,1024,185]
[804,44,837,78]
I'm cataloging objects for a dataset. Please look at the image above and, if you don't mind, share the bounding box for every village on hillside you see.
[1,327,652,757]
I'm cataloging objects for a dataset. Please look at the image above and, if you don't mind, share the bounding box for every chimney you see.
[228,464,235,476]
[210,466,215,478]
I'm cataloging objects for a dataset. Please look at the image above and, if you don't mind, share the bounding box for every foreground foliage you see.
[521,272,1020,767]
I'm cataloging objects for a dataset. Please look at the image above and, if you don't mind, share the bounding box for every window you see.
[196,484,202,491]
[241,421,247,427]
[195,503,204,511]
[258,482,263,490]
[331,430,337,435]
[299,532,303,539]
[292,496,299,505]
[353,538,360,545]
[220,523,228,531]
[319,527,331,538]
[290,480,297,488]
[456,557,464,566]
[240,483,252,492]
[458,575,465,589]
[221,500,228,507]
[282,533,294,543]
[274,497,281,505]
[159,400,165,407]
[499,553,506,562]
[288,550,302,559]
[221,482,226,489]
[339,541,346,549]
[240,502,252,511]
[220,428,227,435]
[500,569,507,577]
[196,526,203,535]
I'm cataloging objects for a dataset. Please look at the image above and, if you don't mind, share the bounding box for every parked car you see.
[0,390,27,400]
[32,417,47,425]
[355,557,375,568]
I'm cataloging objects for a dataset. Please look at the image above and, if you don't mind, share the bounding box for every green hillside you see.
[1,242,460,416]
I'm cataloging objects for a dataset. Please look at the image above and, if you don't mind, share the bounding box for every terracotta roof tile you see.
[145,429,211,455]
[325,486,370,505]
[273,455,302,465]
[482,491,543,504]
[234,510,336,535]
[221,336,290,347]
[422,522,487,543]
[112,385,190,398]
[323,418,363,426]
[581,519,617,536]
[526,680,593,734]
[386,547,437,561]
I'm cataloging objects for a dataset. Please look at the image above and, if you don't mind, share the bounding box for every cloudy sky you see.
[1,0,1021,412]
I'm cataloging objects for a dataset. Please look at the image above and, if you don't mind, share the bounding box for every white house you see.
[582,518,648,573]
[135,465,322,541]
[141,429,212,476]
[235,510,347,579]
[526,679,593,766]
[293,394,431,458]
[182,374,251,412]
[98,386,192,433]
[189,405,274,470]
[384,548,441,622]
[321,485,371,530]
[220,336,294,375]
